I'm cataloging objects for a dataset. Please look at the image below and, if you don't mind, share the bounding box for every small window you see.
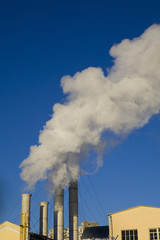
[122,229,138,240]
[149,228,160,240]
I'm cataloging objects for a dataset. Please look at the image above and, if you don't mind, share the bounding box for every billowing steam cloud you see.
[20,24,160,191]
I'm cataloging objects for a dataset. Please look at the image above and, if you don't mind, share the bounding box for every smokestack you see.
[69,181,78,240]
[54,189,64,240]
[39,202,49,236]
[20,193,32,240]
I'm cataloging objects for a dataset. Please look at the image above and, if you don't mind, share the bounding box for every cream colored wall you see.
[0,221,20,240]
[109,206,160,240]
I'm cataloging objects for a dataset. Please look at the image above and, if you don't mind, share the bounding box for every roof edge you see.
[108,205,160,216]
[0,221,20,229]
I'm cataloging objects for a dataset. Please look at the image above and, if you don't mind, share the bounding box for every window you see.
[150,228,160,240]
[122,229,138,240]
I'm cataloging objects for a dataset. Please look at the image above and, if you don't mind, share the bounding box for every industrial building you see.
[108,205,160,240]
[0,180,105,240]
[0,220,101,240]
[0,221,20,240]
[1,184,160,240]
[50,220,99,240]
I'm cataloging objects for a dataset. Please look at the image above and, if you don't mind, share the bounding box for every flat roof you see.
[82,226,109,239]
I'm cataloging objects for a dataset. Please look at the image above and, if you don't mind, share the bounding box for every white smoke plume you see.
[20,24,160,191]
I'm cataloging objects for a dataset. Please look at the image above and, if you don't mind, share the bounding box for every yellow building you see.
[108,205,160,240]
[0,221,20,240]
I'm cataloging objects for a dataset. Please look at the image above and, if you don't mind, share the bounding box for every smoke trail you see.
[20,24,160,191]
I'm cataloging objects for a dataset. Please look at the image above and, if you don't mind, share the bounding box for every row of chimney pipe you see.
[21,181,78,240]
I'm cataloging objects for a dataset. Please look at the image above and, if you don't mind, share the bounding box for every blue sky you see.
[1,0,160,233]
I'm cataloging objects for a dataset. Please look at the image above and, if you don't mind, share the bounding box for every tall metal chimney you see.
[39,202,49,237]
[54,188,64,240]
[69,181,78,240]
[20,193,32,240]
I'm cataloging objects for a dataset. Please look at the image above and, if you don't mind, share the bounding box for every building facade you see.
[108,206,160,240]
[0,221,20,240]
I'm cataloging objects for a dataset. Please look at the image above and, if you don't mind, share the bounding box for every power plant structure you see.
[0,179,109,240]
[20,181,79,240]
[69,181,78,240]
[2,181,160,240]
[39,202,49,237]
[20,193,32,240]
[54,188,64,240]
[0,179,111,240]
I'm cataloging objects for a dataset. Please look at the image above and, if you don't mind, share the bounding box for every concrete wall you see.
[81,220,99,230]
[0,221,20,240]
[108,206,160,240]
